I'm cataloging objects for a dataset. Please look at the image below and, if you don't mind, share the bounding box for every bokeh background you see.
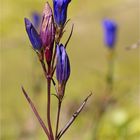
[1,0,140,140]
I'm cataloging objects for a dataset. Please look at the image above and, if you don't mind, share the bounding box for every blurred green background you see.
[1,0,140,140]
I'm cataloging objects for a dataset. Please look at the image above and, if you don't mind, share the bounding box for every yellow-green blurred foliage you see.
[1,0,139,140]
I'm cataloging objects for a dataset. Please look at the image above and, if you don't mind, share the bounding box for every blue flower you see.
[56,44,70,84]
[53,0,71,26]
[24,18,42,50]
[103,19,117,48]
[31,12,41,29]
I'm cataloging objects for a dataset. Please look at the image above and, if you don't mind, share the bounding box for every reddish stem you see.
[47,65,54,140]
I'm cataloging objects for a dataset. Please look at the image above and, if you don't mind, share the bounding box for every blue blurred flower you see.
[53,0,71,26]
[103,19,117,48]
[31,12,41,29]
[56,44,70,84]
[24,18,42,50]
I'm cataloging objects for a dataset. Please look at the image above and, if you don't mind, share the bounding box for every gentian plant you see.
[103,19,117,92]
[22,1,91,140]
[92,19,118,140]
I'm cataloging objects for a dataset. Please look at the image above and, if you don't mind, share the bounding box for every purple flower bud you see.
[56,44,70,84]
[53,0,71,26]
[40,2,55,48]
[103,19,117,48]
[24,18,42,50]
[45,46,53,65]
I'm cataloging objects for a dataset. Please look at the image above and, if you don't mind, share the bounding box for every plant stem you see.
[55,101,62,140]
[106,49,115,94]
[92,111,104,140]
[92,50,115,140]
[39,59,54,140]
[47,65,54,140]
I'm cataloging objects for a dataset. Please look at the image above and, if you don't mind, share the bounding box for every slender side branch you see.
[51,43,57,73]
[21,86,51,139]
[63,19,71,29]
[39,59,48,78]
[57,93,92,140]
[36,51,47,76]
[126,40,140,50]
[52,65,56,77]
[51,77,58,95]
[65,24,74,48]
